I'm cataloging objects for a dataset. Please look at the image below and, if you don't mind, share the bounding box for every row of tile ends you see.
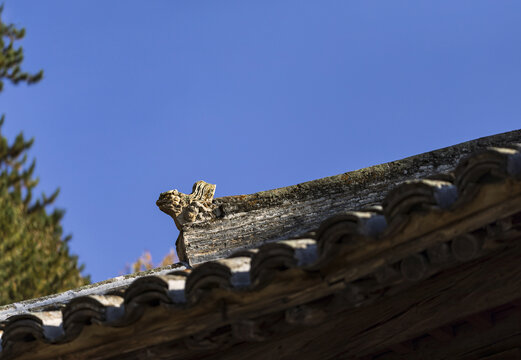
[1,144,521,352]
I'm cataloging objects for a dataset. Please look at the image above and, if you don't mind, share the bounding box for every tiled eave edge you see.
[162,129,521,264]
[2,146,521,360]
[0,264,186,322]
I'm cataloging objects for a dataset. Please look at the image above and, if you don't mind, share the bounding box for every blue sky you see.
[1,1,520,282]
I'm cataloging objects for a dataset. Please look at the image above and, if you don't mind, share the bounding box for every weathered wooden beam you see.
[157,130,521,264]
[466,312,493,330]
[189,240,521,360]
[388,341,414,354]
[481,349,521,360]
[427,326,454,342]
[345,245,521,358]
[376,308,521,360]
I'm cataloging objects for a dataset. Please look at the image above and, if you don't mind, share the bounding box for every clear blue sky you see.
[1,1,520,282]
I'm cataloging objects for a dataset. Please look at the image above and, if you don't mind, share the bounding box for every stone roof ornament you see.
[156,180,217,229]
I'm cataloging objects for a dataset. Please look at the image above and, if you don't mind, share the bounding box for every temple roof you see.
[1,131,521,359]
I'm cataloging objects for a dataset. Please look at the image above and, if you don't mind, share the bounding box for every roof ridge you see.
[158,129,521,264]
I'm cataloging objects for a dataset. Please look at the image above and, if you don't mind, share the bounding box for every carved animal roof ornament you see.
[156,180,217,229]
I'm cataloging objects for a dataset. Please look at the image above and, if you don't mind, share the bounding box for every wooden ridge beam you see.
[158,130,521,264]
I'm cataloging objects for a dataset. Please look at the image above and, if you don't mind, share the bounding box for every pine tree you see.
[0,6,89,305]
